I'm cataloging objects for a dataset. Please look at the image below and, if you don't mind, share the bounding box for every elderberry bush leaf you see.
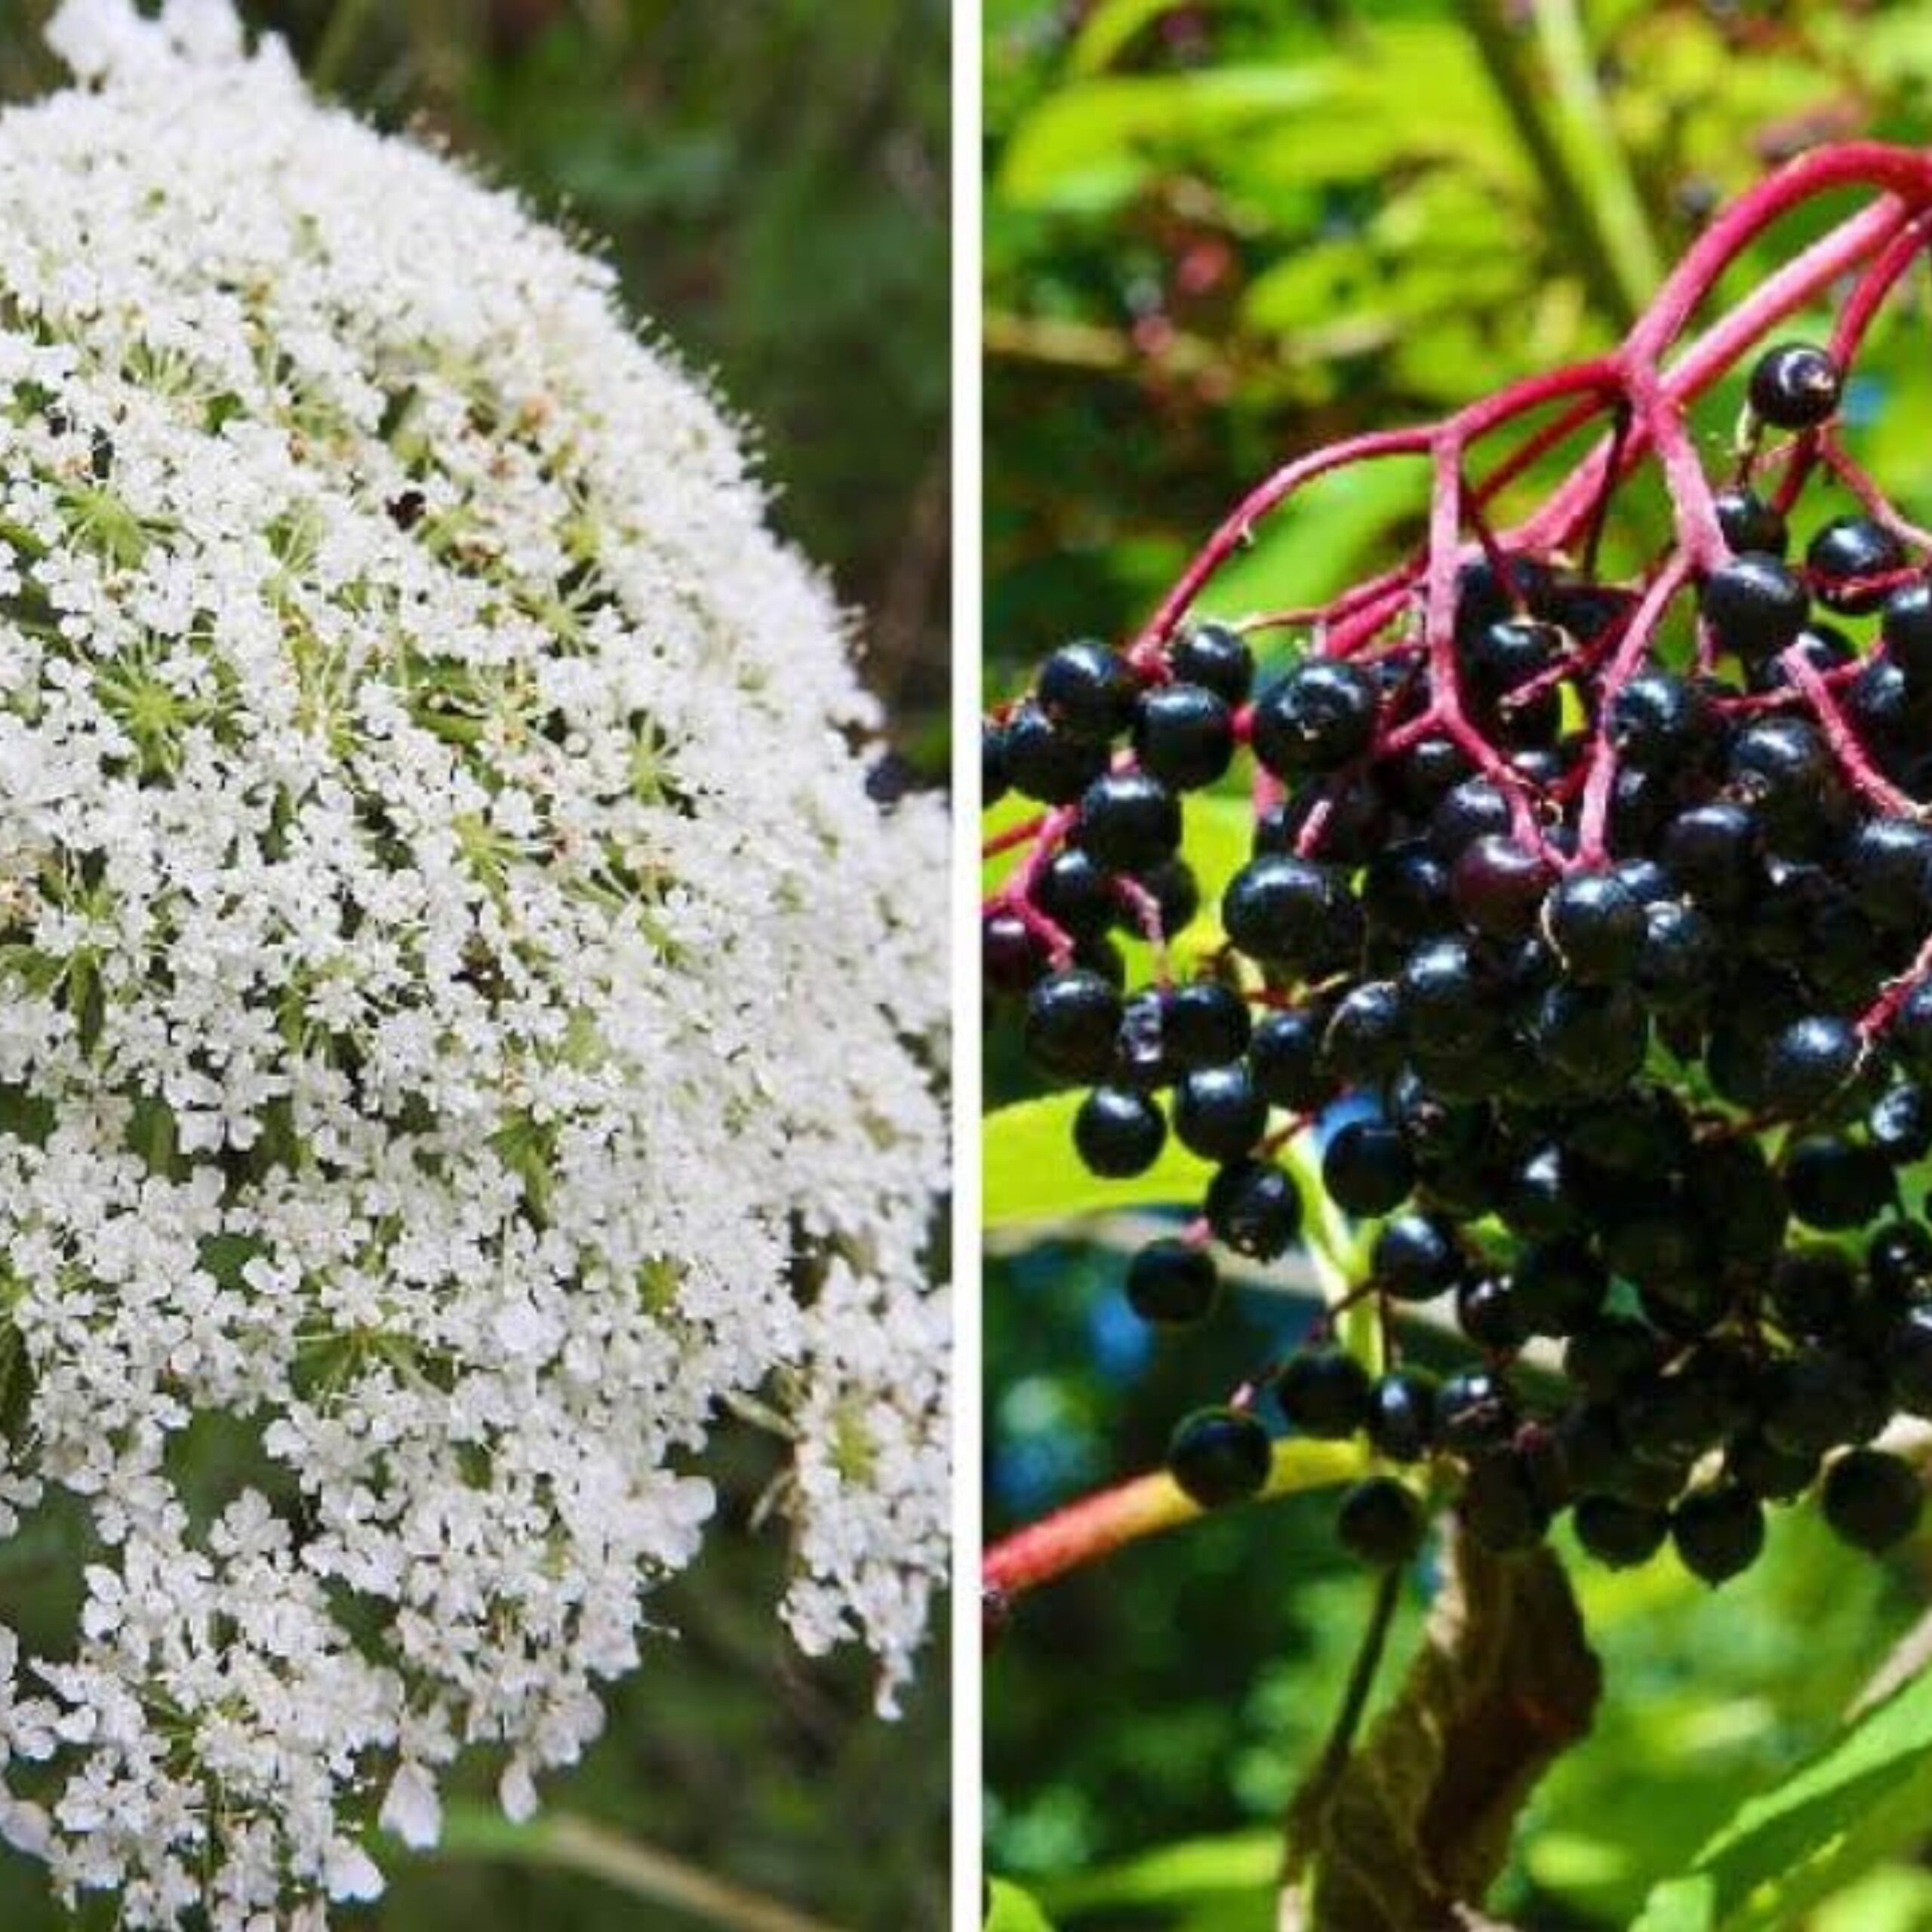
[983,1876,1060,1932]
[1292,1534,1601,1931]
[1632,1646,1932,1932]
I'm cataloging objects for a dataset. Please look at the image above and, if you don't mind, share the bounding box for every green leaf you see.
[985,1091,1216,1230]
[1066,0,1179,76]
[999,68,1337,210]
[986,1876,1057,1932]
[1295,1534,1602,1930]
[1633,1651,1932,1932]
[1038,1831,1278,1915]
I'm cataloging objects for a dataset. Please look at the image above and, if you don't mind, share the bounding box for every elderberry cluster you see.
[986,339,1932,1587]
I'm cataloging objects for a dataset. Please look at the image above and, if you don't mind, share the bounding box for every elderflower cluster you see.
[0,3,949,1922]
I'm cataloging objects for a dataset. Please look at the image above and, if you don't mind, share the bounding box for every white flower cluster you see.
[0,2,950,1922]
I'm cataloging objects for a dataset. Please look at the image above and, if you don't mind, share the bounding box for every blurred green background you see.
[986,3,1932,1927]
[0,3,949,1928]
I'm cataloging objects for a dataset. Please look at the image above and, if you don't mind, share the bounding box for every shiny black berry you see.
[1747,342,1841,430]
[1169,621,1255,705]
[1204,1157,1303,1260]
[1277,1348,1373,1438]
[1132,683,1236,791]
[1173,1064,1269,1162]
[1168,1407,1271,1508]
[1761,1015,1862,1116]
[1672,1484,1764,1584]
[1250,660,1378,779]
[1337,1476,1426,1566]
[1072,1086,1166,1177]
[1365,1371,1438,1462]
[1023,969,1123,1081]
[1125,1239,1220,1325]
[1714,485,1788,556]
[1822,1448,1922,1552]
[1372,1211,1464,1303]
[1574,1494,1670,1568]
[1247,1007,1337,1112]
[1221,856,1358,974]
[1322,1119,1415,1218]
[1807,515,1906,616]
[1076,771,1181,873]
[1543,871,1644,983]
[1038,638,1137,741]
[1700,552,1809,663]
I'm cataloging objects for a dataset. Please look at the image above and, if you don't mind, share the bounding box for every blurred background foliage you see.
[986,2,1932,1928]
[0,2,949,1928]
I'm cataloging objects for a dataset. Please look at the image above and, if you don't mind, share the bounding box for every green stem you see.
[1282,1564,1404,1878]
[431,1805,842,1932]
[309,0,379,95]
[1455,0,1642,332]
[1532,0,1663,305]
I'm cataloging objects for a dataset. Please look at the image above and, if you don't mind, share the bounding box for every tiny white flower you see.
[0,2,948,1924]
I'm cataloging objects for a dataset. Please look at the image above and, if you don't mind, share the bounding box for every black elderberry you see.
[1003,700,1112,804]
[1457,1274,1531,1352]
[1768,1244,1859,1338]
[1320,980,1407,1084]
[1609,670,1712,774]
[1867,1221,1932,1304]
[1371,1211,1464,1302]
[1574,1494,1670,1568]
[1429,777,1515,860]
[1038,638,1137,741]
[1125,1238,1220,1325]
[1660,800,1760,910]
[1512,1237,1609,1335]
[1173,1064,1269,1163]
[1137,857,1201,937]
[1169,620,1254,705]
[1204,1157,1303,1260]
[1454,552,1556,640]
[1726,717,1841,850]
[1499,1141,1586,1240]
[1221,856,1358,975]
[1451,835,1557,941]
[1822,1448,1923,1553]
[1023,969,1123,1081]
[1890,982,1932,1081]
[1623,1371,1728,1466]
[1256,775,1392,869]
[1075,771,1182,873]
[1726,1429,1820,1503]
[1384,735,1475,817]
[1687,1136,1789,1266]
[1543,872,1644,983]
[1398,936,1500,1057]
[1247,1008,1337,1112]
[1807,515,1906,616]
[1163,981,1252,1067]
[1700,552,1810,663]
[983,718,1011,806]
[1747,341,1842,430]
[1072,1086,1167,1177]
[983,911,1045,998]
[1365,1371,1438,1462]
[1870,1083,1932,1165]
[1435,1367,1516,1454]
[1783,1137,1896,1230]
[1748,621,1856,695]
[1168,1407,1272,1508]
[1032,848,1117,949]
[1713,485,1789,557]
[1761,1349,1887,1457]
[1633,900,1721,1011]
[1881,580,1932,689]
[1249,660,1379,779]
[1277,1348,1373,1438]
[1887,1307,1932,1415]
[1672,1484,1765,1584]
[1564,1315,1665,1400]
[1464,615,1561,694]
[1844,819,1932,933]
[1361,841,1456,943]
[1322,1119,1415,1218]
[1762,1015,1862,1116]
[1337,1476,1427,1566]
[1528,982,1648,1091]
[1132,683,1235,791]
